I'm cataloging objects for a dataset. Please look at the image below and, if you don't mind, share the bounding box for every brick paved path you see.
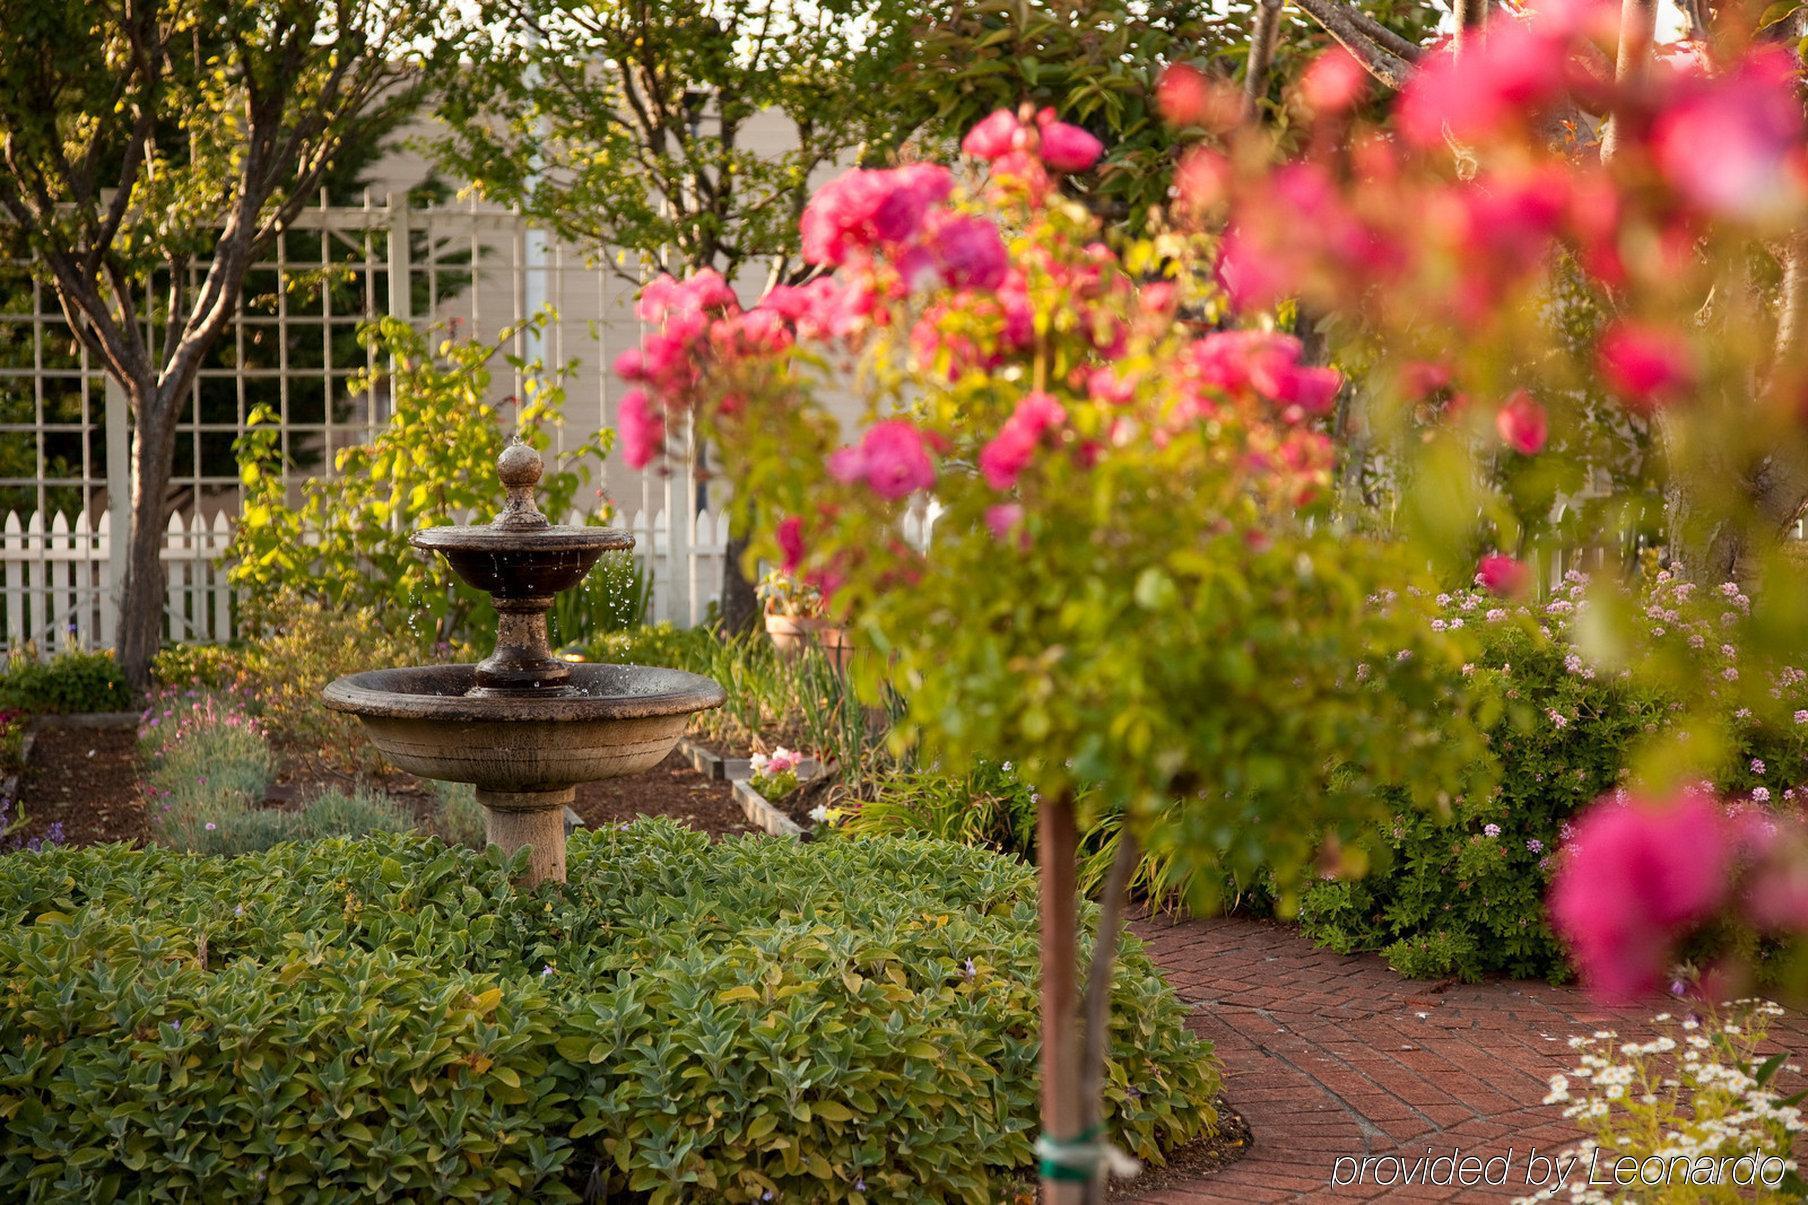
[1130,914,1808,1203]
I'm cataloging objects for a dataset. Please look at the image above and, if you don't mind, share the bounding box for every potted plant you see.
[758,570,850,669]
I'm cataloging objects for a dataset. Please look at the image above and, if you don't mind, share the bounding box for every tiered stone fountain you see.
[324,441,724,884]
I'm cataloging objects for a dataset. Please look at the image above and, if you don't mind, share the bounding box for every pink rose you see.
[1495,390,1548,455]
[980,391,1065,490]
[1652,47,1805,221]
[618,388,663,469]
[827,419,936,499]
[985,503,1025,543]
[1214,227,1289,312]
[1597,320,1694,411]
[1397,25,1568,149]
[1550,789,1732,1002]
[921,213,1009,290]
[1477,553,1530,598]
[1037,119,1103,172]
[1300,49,1368,114]
[961,109,1020,161]
[800,166,955,266]
[775,516,806,573]
[1156,63,1212,127]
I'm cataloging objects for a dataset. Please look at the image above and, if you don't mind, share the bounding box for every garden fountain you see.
[323,440,724,884]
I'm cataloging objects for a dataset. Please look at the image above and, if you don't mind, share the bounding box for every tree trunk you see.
[718,529,761,638]
[1079,831,1141,1203]
[1038,793,1085,1203]
[1600,0,1656,161]
[118,403,180,691]
[1244,0,1285,109]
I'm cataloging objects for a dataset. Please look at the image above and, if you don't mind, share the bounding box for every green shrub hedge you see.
[0,648,133,714]
[0,823,1219,1202]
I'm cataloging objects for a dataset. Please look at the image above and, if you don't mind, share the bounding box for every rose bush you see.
[615,106,1487,1191]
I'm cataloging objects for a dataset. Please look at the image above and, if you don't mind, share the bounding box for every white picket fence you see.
[0,504,733,651]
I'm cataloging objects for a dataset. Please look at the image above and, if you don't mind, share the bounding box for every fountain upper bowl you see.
[411,525,633,599]
[321,662,724,792]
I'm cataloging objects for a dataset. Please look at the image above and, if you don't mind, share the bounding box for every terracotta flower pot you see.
[765,612,852,672]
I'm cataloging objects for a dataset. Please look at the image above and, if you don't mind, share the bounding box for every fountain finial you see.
[494,438,551,531]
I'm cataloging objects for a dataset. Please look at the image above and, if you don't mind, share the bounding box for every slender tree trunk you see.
[1039,793,1085,1204]
[1600,0,1656,161]
[1079,831,1141,1203]
[1455,0,1489,46]
[119,400,180,690]
[1244,0,1285,109]
[718,529,761,638]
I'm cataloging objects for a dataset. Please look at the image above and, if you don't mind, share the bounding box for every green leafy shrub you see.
[167,790,416,858]
[0,824,1220,1201]
[150,642,251,691]
[229,315,607,652]
[1299,577,1808,984]
[0,646,133,714]
[428,780,487,848]
[589,626,898,790]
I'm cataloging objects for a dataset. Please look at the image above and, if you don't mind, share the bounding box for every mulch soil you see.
[1109,1100,1252,1197]
[13,721,148,848]
[16,723,753,847]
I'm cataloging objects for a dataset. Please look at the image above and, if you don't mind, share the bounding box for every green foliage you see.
[0,646,133,714]
[229,315,609,651]
[167,590,433,773]
[149,643,250,692]
[1298,597,1808,983]
[840,760,1271,914]
[904,0,1223,231]
[589,627,898,789]
[1380,930,1483,983]
[428,781,488,849]
[0,824,1221,1201]
[549,551,651,648]
[436,0,918,282]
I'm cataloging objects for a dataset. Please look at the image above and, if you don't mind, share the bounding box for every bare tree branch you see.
[1291,0,1417,90]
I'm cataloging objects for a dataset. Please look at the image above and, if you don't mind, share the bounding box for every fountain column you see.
[477,787,574,885]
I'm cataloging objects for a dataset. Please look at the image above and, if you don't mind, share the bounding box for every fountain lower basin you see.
[323,663,723,791]
[324,661,723,885]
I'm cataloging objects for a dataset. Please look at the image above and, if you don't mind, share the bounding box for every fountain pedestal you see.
[323,441,724,886]
[478,788,575,884]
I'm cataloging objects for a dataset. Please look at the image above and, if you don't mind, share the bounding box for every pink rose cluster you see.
[1168,11,1806,429]
[979,391,1068,491]
[612,269,744,467]
[828,419,939,500]
[1551,786,1808,1002]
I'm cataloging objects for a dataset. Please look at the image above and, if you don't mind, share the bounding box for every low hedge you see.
[0,648,133,715]
[0,822,1219,1202]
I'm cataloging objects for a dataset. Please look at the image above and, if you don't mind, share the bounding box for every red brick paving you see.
[1130,914,1808,1203]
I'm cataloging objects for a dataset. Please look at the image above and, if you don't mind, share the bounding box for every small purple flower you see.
[1483,823,1501,838]
[964,958,976,979]
[1752,758,1768,776]
[1753,787,1771,803]
[204,822,217,832]
[1526,838,1544,854]
[542,965,554,976]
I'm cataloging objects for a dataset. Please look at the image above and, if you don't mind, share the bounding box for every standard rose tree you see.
[616,107,1486,1198]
